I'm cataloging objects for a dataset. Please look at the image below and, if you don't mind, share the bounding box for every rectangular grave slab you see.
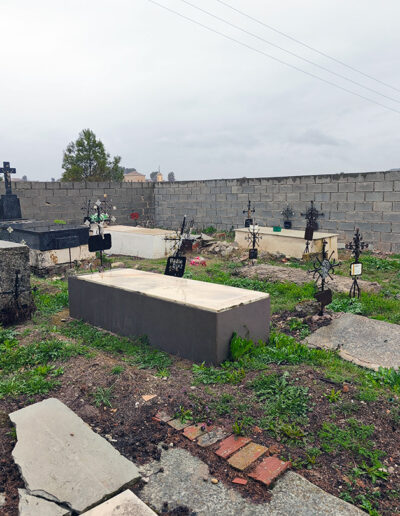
[9,398,140,514]
[68,269,270,364]
[235,227,338,260]
[105,226,177,259]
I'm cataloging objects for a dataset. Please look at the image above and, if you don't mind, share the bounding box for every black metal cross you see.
[345,228,369,298]
[245,222,262,262]
[309,239,340,314]
[243,197,255,227]
[302,201,324,253]
[0,162,17,195]
[164,215,187,277]
[281,204,294,229]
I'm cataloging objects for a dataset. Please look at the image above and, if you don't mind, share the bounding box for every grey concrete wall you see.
[2,169,400,252]
[154,170,400,253]
[0,181,155,228]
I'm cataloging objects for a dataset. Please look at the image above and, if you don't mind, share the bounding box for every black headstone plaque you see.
[304,226,314,241]
[249,248,258,260]
[245,218,253,228]
[315,288,332,307]
[88,234,112,252]
[284,221,292,229]
[165,256,186,277]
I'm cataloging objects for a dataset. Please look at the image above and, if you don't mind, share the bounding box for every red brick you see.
[215,435,251,459]
[228,443,268,471]
[183,423,212,440]
[232,477,248,485]
[248,456,291,486]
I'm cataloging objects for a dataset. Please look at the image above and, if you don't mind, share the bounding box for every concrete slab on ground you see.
[306,313,400,370]
[139,447,363,515]
[9,398,141,513]
[18,489,70,516]
[81,490,156,516]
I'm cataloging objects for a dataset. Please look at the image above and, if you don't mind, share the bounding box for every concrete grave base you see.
[68,269,270,364]
[105,225,177,259]
[235,227,338,260]
[29,244,94,270]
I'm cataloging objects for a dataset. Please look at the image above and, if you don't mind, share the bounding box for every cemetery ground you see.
[0,249,400,515]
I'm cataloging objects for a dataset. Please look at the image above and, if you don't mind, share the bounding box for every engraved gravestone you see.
[0,162,22,220]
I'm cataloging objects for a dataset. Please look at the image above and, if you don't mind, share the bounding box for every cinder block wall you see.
[0,181,155,228]
[1,170,399,252]
[154,170,400,253]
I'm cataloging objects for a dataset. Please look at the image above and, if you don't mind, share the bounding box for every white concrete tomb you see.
[105,226,177,259]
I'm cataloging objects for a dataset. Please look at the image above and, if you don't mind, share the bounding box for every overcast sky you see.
[1,0,399,181]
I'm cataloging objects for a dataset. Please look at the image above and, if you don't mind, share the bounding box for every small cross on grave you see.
[0,162,17,195]
[164,215,187,277]
[301,201,324,254]
[281,204,294,229]
[309,239,340,315]
[345,228,369,298]
[86,194,115,269]
[243,197,255,227]
[245,222,262,262]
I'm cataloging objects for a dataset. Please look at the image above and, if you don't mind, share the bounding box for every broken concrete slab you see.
[139,447,364,515]
[10,398,140,514]
[306,313,400,370]
[18,489,70,516]
[81,490,156,516]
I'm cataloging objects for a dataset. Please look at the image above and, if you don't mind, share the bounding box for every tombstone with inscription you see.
[0,162,22,220]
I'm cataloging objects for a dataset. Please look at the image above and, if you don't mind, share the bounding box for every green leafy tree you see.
[61,129,124,182]
[150,171,158,182]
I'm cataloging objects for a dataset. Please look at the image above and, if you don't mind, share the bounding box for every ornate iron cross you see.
[164,215,188,277]
[281,204,294,229]
[302,201,324,253]
[245,222,262,261]
[243,197,255,227]
[309,239,339,314]
[0,162,17,195]
[345,228,368,298]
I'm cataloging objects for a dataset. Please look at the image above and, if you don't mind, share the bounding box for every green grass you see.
[192,362,245,385]
[92,386,113,408]
[250,371,310,434]
[0,328,88,399]
[32,279,69,315]
[319,418,387,484]
[60,320,172,372]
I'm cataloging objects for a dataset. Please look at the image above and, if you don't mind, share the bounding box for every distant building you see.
[123,168,146,183]
[156,171,163,182]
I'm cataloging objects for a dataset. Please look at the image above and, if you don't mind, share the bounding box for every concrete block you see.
[356,182,374,192]
[322,183,338,193]
[314,193,330,202]
[383,212,400,222]
[384,171,400,181]
[372,223,391,233]
[300,193,315,201]
[338,202,355,211]
[339,183,355,193]
[331,193,347,201]
[306,183,322,193]
[373,201,392,212]
[69,269,270,364]
[299,175,316,183]
[366,192,384,201]
[354,202,373,212]
[381,232,400,243]
[384,191,400,201]
[348,192,365,202]
[374,181,393,192]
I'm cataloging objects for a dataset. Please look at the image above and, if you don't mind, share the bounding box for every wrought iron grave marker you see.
[302,201,324,254]
[309,239,339,315]
[243,197,255,228]
[164,215,188,277]
[345,227,368,298]
[281,204,294,229]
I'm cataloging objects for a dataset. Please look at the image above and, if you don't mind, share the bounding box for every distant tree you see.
[61,129,124,182]
[22,175,28,181]
[51,177,55,182]
[150,171,158,182]
[168,171,175,182]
